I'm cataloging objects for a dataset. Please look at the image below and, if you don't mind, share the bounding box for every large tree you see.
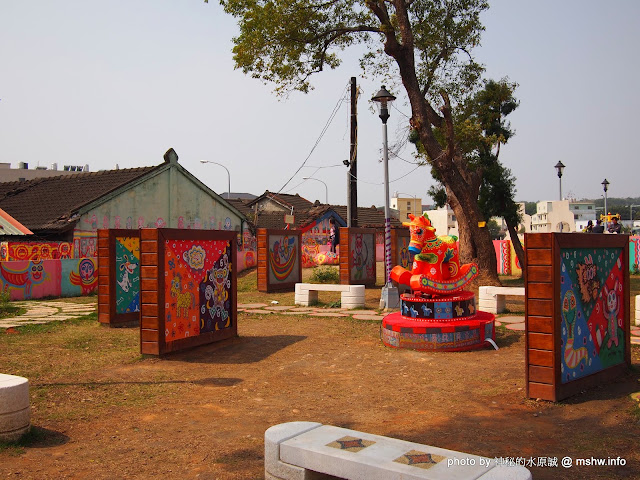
[425,78,524,272]
[216,0,504,283]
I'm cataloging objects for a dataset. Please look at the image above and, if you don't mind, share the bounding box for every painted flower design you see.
[183,245,206,270]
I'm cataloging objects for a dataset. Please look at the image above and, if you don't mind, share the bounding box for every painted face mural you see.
[69,258,98,295]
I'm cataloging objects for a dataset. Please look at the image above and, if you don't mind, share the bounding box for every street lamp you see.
[372,85,399,309]
[302,177,328,204]
[554,161,565,201]
[200,160,231,200]
[602,179,609,229]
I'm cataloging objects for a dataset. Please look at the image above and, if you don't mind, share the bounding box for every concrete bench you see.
[295,283,365,309]
[265,422,532,480]
[636,294,640,327]
[0,374,30,442]
[478,286,525,314]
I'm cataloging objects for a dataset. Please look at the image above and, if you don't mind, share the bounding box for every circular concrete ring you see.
[0,374,30,442]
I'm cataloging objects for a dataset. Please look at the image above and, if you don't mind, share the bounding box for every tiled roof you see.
[250,203,403,230]
[247,190,315,212]
[0,167,157,233]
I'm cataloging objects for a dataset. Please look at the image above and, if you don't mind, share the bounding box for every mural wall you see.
[1,241,73,261]
[0,257,98,300]
[338,228,376,286]
[559,247,626,383]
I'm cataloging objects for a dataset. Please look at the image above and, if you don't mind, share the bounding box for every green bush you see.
[309,266,339,284]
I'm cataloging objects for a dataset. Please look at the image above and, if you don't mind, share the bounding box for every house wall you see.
[69,168,255,271]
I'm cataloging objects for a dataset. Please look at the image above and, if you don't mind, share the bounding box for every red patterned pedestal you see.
[382,292,495,351]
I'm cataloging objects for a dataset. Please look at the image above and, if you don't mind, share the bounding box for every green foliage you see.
[309,266,339,284]
[217,0,489,100]
[487,219,503,240]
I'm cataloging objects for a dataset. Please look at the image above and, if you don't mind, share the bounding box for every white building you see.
[423,205,459,237]
[530,200,596,233]
[569,201,597,231]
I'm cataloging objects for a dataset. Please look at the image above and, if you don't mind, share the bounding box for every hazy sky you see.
[1,1,638,208]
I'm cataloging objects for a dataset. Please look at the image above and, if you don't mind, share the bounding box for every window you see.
[588,206,593,210]
[407,213,412,219]
[407,201,412,209]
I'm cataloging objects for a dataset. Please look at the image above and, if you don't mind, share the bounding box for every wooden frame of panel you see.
[338,227,377,286]
[257,228,302,293]
[525,233,631,401]
[140,228,238,356]
[97,229,141,327]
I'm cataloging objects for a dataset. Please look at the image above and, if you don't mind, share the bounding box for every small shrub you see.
[309,266,339,284]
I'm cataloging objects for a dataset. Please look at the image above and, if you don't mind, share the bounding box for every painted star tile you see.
[326,436,375,452]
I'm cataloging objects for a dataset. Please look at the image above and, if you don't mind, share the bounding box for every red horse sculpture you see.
[390,213,478,295]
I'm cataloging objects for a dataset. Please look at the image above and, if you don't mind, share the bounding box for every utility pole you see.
[348,77,358,227]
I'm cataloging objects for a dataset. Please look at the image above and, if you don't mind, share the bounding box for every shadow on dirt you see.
[2,426,70,449]
[168,334,307,365]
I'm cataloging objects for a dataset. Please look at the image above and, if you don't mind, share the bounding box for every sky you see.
[1,0,638,208]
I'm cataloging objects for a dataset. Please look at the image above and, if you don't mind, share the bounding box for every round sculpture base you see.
[381,310,496,352]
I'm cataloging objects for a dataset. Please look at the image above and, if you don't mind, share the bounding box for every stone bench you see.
[295,283,365,309]
[478,286,525,314]
[265,422,532,480]
[0,374,30,442]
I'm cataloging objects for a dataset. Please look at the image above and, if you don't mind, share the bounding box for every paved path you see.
[0,300,96,329]
[2,300,640,345]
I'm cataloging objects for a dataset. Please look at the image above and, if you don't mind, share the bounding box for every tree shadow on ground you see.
[167,334,307,365]
[3,426,70,449]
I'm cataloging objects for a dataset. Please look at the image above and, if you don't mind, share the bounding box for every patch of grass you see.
[0,290,26,319]
[309,266,339,284]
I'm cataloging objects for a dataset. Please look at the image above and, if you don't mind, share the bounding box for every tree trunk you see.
[506,220,525,278]
[440,164,500,286]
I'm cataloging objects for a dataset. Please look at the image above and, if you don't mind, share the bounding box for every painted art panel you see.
[267,234,300,284]
[350,232,376,283]
[559,247,625,384]
[395,235,412,270]
[164,239,233,343]
[115,237,141,314]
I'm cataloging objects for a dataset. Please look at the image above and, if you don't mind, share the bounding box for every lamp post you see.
[372,85,399,309]
[554,161,565,201]
[554,161,565,232]
[200,160,230,199]
[302,177,328,204]
[602,179,609,229]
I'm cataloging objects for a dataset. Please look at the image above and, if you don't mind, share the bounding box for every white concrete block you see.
[0,374,30,442]
[265,422,323,480]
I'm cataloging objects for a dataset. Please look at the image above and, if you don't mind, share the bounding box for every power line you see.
[275,83,349,194]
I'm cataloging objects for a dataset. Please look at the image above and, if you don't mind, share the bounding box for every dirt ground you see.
[1,278,640,479]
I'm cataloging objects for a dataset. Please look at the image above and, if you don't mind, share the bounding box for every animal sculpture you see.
[390,213,478,295]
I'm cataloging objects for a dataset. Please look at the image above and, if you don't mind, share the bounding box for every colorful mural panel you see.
[115,237,140,314]
[0,242,73,261]
[350,232,375,284]
[267,234,300,284]
[164,239,233,343]
[395,235,412,270]
[559,247,626,384]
